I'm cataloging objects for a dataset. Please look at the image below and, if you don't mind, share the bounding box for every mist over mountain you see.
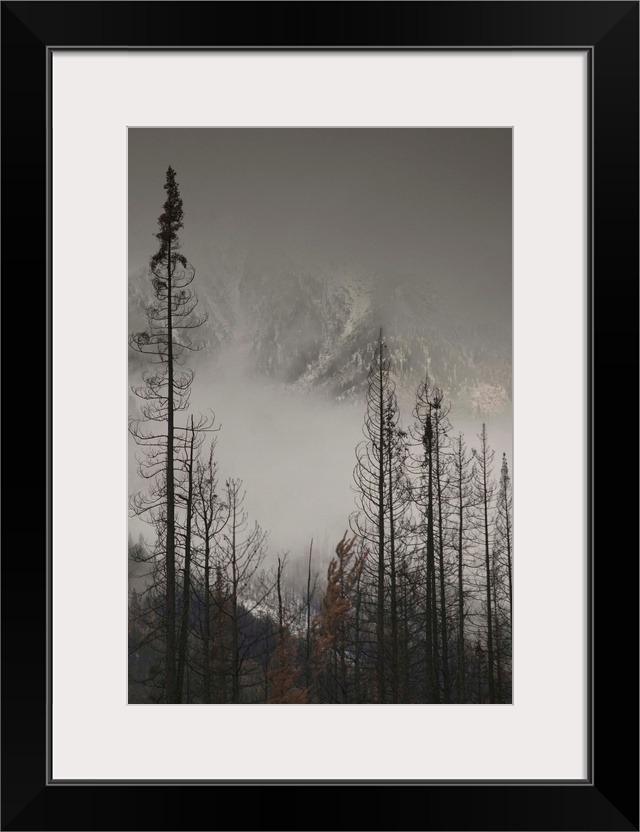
[128,128,512,564]
[130,240,511,421]
[128,129,514,706]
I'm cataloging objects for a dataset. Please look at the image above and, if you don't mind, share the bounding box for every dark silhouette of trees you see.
[304,539,318,690]
[190,438,229,702]
[492,452,513,702]
[218,478,270,703]
[450,432,474,702]
[411,374,440,702]
[129,165,207,703]
[472,424,496,703]
[351,329,389,702]
[125,200,514,709]
[408,380,460,707]
[495,453,513,624]
[175,414,215,702]
[350,329,410,703]
[432,388,453,702]
[186,472,275,703]
[267,556,308,703]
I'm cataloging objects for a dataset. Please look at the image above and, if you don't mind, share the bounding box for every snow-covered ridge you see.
[129,245,511,419]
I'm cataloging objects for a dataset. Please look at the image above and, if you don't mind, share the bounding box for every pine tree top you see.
[150,166,186,271]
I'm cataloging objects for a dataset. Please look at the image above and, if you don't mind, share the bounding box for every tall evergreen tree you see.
[129,166,207,702]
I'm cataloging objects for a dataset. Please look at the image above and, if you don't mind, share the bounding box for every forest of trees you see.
[128,166,513,705]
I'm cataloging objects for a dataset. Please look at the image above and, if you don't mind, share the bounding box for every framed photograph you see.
[3,2,637,830]
[126,124,515,713]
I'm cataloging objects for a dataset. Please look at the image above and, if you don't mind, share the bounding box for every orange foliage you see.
[310,533,367,679]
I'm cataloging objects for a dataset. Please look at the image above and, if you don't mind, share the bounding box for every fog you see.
[189,365,512,562]
[128,128,512,567]
[129,346,512,565]
[189,351,364,561]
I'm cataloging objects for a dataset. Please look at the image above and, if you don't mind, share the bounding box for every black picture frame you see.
[2,2,637,830]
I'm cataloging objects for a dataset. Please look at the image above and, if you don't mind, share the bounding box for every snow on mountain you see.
[129,244,511,420]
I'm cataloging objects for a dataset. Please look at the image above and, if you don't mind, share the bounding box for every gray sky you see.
[129,128,511,323]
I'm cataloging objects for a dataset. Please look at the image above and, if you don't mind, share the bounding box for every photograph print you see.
[128,128,513,705]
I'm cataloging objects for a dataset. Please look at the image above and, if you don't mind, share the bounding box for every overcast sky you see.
[129,127,511,323]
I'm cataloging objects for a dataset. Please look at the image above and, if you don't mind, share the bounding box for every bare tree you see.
[411,373,440,703]
[492,452,513,701]
[304,539,319,690]
[450,432,474,702]
[495,453,513,625]
[431,387,453,702]
[216,479,269,702]
[472,424,496,703]
[190,437,229,702]
[350,329,409,703]
[175,414,215,702]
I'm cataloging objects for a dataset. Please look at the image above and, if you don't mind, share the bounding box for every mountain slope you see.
[129,245,512,419]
